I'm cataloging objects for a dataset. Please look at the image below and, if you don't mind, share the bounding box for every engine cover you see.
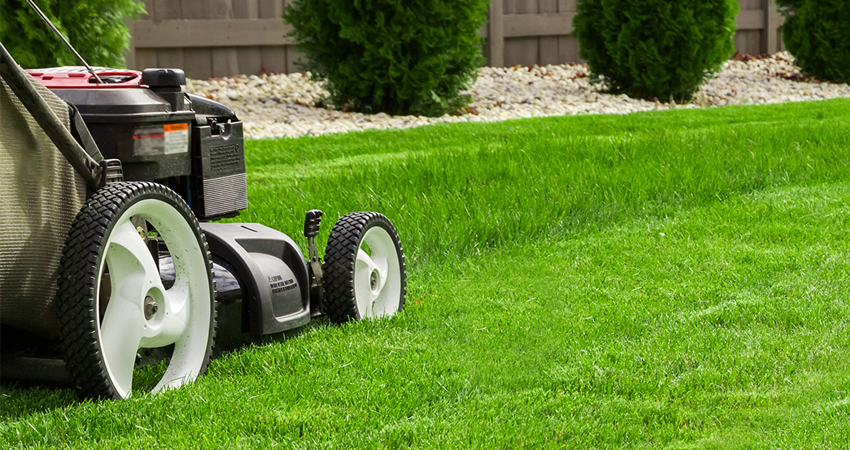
[27,67,247,220]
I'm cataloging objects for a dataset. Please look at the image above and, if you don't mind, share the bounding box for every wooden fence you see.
[128,0,785,79]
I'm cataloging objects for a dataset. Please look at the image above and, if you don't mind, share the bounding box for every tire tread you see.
[322,212,406,323]
[56,182,216,400]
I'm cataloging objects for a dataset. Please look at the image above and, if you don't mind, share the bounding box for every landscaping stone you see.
[185,52,850,140]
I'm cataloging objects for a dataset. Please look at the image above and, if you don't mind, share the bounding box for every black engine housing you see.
[44,68,247,221]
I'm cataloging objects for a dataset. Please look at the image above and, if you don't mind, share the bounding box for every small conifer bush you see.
[0,0,144,69]
[573,0,738,102]
[776,0,850,82]
[283,0,490,117]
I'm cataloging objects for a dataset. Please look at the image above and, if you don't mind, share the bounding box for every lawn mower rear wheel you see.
[56,182,216,400]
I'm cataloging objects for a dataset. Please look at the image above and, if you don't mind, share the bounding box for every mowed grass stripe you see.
[245,99,848,168]
[241,100,850,271]
[1,99,849,448]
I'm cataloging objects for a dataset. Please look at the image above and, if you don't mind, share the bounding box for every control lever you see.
[304,210,324,312]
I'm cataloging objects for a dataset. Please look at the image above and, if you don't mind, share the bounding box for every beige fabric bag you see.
[0,77,86,340]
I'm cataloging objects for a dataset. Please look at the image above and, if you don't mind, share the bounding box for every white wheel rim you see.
[353,226,402,319]
[95,199,211,398]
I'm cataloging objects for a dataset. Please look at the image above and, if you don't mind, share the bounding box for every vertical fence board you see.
[488,1,505,67]
[505,40,538,66]
[504,0,539,66]
[517,0,538,14]
[152,0,180,20]
[734,33,746,55]
[559,0,576,12]
[178,0,213,78]
[736,30,762,55]
[749,32,759,55]
[257,0,287,73]
[127,0,150,67]
[180,0,205,19]
[258,0,284,18]
[233,0,259,19]
[237,50,264,75]
[183,49,212,79]
[539,0,559,65]
[501,0,519,64]
[208,0,240,77]
[765,0,783,54]
[135,49,158,70]
[212,47,240,77]
[557,0,578,63]
[209,0,233,18]
[260,47,287,74]
[751,34,759,55]
[158,50,185,70]
[741,0,760,55]
[152,0,184,70]
[139,0,153,20]
[286,48,306,73]
[558,37,579,63]
[233,0,263,74]
[283,0,302,73]
[125,0,152,67]
[775,26,786,53]
[182,0,211,81]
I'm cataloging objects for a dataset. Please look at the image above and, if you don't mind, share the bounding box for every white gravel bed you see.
[185,52,850,140]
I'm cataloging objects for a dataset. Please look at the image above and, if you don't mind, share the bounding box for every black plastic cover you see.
[200,222,311,335]
[192,119,247,219]
[141,68,186,87]
[186,93,235,118]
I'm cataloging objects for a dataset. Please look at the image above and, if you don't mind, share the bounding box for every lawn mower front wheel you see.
[323,212,406,323]
[56,182,215,400]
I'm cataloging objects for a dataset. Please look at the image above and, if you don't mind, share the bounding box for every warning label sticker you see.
[133,126,165,156]
[163,123,189,155]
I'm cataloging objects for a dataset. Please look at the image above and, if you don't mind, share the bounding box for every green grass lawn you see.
[3,100,850,448]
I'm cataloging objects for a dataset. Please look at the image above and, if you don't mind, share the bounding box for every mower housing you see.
[27,67,247,221]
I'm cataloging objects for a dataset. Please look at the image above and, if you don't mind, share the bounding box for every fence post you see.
[488,0,504,68]
[764,0,782,54]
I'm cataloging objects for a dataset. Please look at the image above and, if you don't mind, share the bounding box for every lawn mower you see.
[0,2,406,400]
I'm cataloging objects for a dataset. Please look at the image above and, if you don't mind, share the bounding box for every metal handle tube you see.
[24,0,104,84]
[0,42,102,189]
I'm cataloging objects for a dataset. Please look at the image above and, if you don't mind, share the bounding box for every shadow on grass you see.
[0,383,78,420]
[0,315,333,420]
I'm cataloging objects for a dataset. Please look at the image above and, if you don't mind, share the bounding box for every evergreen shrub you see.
[0,0,145,69]
[283,0,490,117]
[776,0,850,82]
[573,0,738,102]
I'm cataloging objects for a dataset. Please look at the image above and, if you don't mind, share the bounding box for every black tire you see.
[56,182,215,400]
[322,212,406,323]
